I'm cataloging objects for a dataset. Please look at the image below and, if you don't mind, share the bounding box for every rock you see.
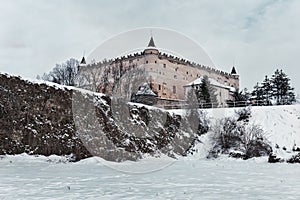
[0,73,202,162]
[229,152,245,159]
[268,153,284,163]
[286,153,300,163]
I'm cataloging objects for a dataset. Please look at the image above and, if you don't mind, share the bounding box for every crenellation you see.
[77,37,239,106]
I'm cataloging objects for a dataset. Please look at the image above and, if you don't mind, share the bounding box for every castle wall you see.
[77,49,239,105]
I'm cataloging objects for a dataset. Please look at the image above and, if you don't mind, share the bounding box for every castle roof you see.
[185,76,236,92]
[147,36,156,48]
[80,56,86,64]
[231,66,237,74]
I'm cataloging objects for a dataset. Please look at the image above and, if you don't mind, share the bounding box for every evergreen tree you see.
[270,69,295,105]
[251,82,264,105]
[227,88,249,107]
[261,75,272,105]
[194,76,218,108]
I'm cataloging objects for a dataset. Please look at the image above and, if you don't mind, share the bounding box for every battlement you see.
[82,50,238,80]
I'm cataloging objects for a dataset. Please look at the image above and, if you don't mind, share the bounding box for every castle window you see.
[175,67,178,72]
[158,85,161,90]
[146,60,148,64]
[174,75,177,79]
[173,86,176,94]
[186,71,188,75]
[163,64,166,68]
[155,61,157,63]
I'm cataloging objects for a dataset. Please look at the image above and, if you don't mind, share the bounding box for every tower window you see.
[186,71,189,75]
[163,64,166,68]
[158,84,161,90]
[155,61,157,63]
[173,86,176,94]
[146,60,148,64]
[174,75,177,79]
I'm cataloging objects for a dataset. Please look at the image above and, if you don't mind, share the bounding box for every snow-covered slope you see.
[251,105,300,158]
[181,105,300,159]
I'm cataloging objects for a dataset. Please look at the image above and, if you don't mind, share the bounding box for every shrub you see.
[210,107,272,159]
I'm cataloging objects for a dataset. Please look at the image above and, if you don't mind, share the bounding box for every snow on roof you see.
[136,83,157,96]
[185,76,236,92]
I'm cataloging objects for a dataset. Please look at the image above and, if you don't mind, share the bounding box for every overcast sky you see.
[0,0,299,94]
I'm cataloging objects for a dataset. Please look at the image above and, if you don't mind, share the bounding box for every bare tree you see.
[38,58,79,86]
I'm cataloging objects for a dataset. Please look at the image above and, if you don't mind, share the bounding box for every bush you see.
[210,107,272,159]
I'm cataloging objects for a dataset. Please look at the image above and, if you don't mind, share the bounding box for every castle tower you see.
[78,56,87,71]
[231,66,237,75]
[144,36,159,55]
[231,66,239,88]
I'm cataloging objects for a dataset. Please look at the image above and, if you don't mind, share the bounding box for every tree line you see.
[228,69,296,106]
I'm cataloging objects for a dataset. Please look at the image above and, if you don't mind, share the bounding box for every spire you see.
[231,66,237,74]
[147,36,156,48]
[80,56,86,65]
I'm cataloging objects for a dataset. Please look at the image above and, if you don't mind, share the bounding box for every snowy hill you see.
[185,105,300,160]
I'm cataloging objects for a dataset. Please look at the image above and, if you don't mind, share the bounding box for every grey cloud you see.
[0,0,299,94]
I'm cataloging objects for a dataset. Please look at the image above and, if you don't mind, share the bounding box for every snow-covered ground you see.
[1,154,300,200]
[1,105,300,199]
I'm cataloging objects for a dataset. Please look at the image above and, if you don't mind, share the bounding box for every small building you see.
[184,76,236,107]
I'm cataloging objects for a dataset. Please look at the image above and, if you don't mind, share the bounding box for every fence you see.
[155,100,294,110]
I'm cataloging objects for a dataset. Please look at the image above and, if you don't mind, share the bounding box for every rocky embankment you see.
[0,73,201,161]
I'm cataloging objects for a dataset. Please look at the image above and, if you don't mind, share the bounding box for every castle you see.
[76,37,239,107]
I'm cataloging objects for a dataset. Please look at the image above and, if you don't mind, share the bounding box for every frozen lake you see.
[1,155,300,199]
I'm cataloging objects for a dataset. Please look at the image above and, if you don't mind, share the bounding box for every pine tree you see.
[261,75,272,105]
[226,88,250,107]
[251,82,264,105]
[270,69,295,105]
[194,76,218,108]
